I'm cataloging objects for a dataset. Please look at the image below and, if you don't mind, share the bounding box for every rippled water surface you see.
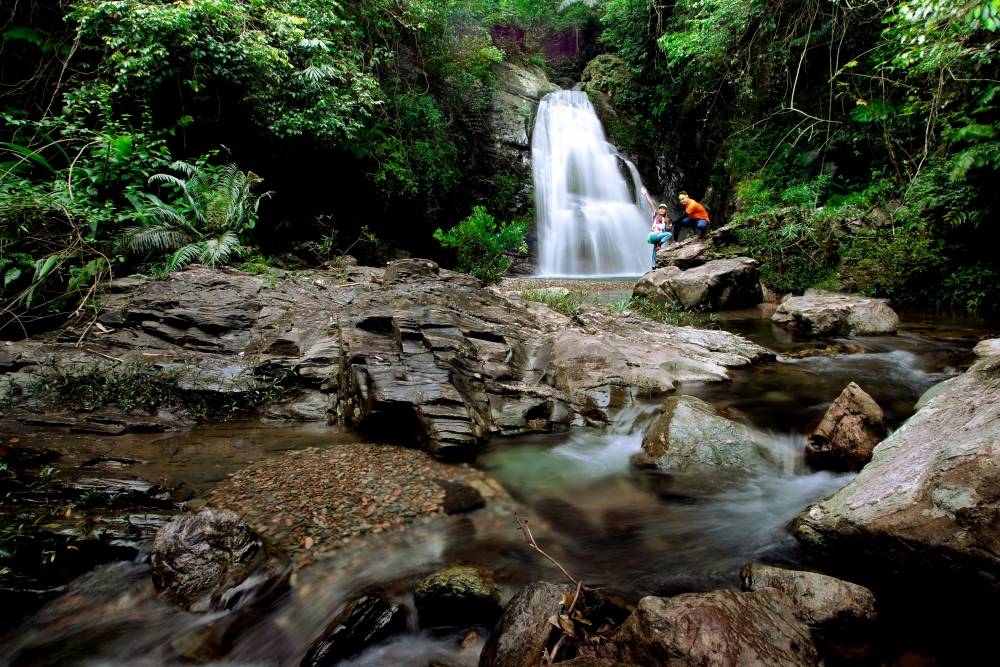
[2,308,997,666]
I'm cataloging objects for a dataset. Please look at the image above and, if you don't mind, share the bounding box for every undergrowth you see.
[610,297,720,328]
[23,360,303,421]
[520,288,595,316]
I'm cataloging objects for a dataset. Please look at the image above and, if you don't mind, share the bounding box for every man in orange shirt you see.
[670,192,710,245]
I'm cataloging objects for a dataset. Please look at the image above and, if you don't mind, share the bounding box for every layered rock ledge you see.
[1,260,772,460]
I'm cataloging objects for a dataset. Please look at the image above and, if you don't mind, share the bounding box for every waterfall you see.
[532,90,651,277]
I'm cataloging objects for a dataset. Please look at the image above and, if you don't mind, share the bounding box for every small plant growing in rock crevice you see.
[21,359,306,422]
[520,288,594,317]
[30,361,181,413]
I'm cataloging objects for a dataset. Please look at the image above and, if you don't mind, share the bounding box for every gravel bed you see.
[205,443,512,569]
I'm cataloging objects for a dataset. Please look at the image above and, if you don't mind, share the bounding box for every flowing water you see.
[2,308,997,666]
[533,91,651,277]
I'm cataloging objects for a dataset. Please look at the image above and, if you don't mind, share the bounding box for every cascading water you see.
[533,90,651,277]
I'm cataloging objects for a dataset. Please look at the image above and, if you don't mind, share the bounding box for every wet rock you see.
[772,294,898,336]
[300,596,407,667]
[740,562,877,626]
[414,562,504,628]
[438,480,486,514]
[633,258,762,310]
[974,338,1000,357]
[558,659,640,667]
[479,582,623,667]
[0,348,19,372]
[780,343,862,360]
[479,581,559,666]
[490,61,559,227]
[121,266,263,352]
[263,389,333,421]
[790,356,1000,580]
[806,382,886,472]
[615,589,820,667]
[914,379,952,411]
[151,509,287,612]
[632,395,777,478]
[6,262,771,460]
[384,258,442,284]
[654,237,717,270]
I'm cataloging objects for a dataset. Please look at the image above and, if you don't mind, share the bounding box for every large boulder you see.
[632,258,762,310]
[790,356,1000,580]
[740,563,877,626]
[772,294,898,336]
[632,395,778,477]
[151,509,287,612]
[615,589,820,667]
[806,382,886,472]
[300,596,407,667]
[414,562,505,628]
[654,237,717,269]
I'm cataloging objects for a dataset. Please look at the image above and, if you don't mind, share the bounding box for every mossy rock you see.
[414,562,504,628]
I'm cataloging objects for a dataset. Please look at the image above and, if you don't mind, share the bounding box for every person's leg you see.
[649,232,671,267]
[695,219,708,238]
[671,217,695,244]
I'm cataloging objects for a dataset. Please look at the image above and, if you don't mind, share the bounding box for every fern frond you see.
[198,232,241,267]
[122,222,196,253]
[165,243,203,272]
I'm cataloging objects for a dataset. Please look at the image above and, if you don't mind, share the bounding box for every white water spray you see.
[533,90,651,277]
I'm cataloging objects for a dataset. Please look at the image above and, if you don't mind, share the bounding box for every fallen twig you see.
[515,513,578,585]
[84,349,123,363]
[75,320,96,347]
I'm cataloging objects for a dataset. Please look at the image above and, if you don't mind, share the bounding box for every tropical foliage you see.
[434,206,530,284]
[1,0,998,317]
[596,0,1000,309]
[124,160,271,270]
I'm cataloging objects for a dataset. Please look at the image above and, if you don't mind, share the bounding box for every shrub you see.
[433,206,529,284]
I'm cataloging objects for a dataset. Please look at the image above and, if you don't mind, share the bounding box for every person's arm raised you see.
[641,187,656,215]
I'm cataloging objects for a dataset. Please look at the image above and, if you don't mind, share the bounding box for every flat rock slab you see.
[772,295,898,336]
[633,257,762,310]
[740,562,877,626]
[790,355,1000,579]
[615,589,821,667]
[204,443,514,569]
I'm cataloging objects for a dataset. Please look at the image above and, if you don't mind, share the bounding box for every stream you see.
[1,306,996,666]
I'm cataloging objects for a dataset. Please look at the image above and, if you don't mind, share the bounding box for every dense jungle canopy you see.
[2,0,999,333]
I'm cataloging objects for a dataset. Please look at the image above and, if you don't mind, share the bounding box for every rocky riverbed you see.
[2,260,999,666]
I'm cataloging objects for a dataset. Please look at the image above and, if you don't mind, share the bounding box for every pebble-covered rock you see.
[205,443,510,568]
